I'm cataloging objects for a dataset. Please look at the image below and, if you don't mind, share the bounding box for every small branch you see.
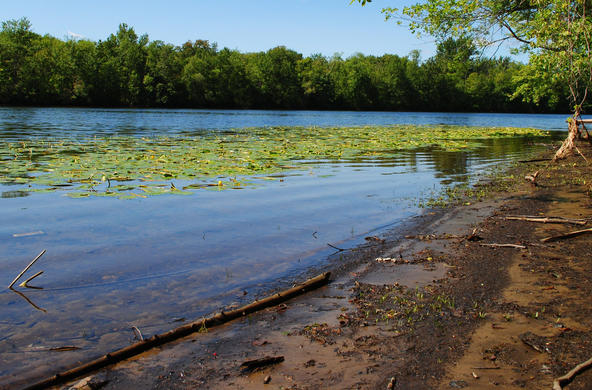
[19,271,44,289]
[517,158,552,163]
[327,243,345,252]
[541,228,592,243]
[480,243,526,249]
[132,326,144,341]
[553,356,592,390]
[8,249,46,289]
[575,145,589,164]
[505,216,587,225]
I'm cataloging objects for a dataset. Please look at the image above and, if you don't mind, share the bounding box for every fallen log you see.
[553,356,592,390]
[23,272,331,390]
[540,228,592,243]
[505,216,587,225]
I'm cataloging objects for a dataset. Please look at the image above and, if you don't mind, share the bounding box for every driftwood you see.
[8,250,46,289]
[553,356,592,390]
[23,272,331,390]
[480,243,526,249]
[541,228,592,243]
[554,117,579,161]
[505,215,587,226]
[239,356,284,373]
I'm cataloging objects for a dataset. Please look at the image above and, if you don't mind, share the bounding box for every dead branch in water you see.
[517,158,552,163]
[553,356,592,390]
[480,243,526,249]
[131,326,144,341]
[24,272,331,390]
[19,271,44,289]
[327,243,345,252]
[541,228,592,243]
[8,249,46,289]
[505,215,587,225]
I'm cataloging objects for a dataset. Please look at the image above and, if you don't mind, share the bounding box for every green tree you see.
[69,39,98,105]
[298,54,335,108]
[94,24,148,106]
[21,35,75,104]
[353,0,592,158]
[144,40,183,106]
[0,17,37,103]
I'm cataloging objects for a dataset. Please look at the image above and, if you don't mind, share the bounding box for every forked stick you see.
[8,250,46,289]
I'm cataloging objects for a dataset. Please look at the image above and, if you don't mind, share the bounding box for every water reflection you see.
[1,190,30,198]
[0,107,570,140]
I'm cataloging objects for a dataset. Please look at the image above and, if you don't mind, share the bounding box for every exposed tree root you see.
[553,356,592,390]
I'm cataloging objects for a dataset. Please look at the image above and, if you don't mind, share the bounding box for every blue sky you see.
[2,0,439,59]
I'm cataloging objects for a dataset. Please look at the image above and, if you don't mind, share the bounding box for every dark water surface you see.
[0,108,567,384]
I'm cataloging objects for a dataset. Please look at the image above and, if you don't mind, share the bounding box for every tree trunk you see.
[553,113,581,161]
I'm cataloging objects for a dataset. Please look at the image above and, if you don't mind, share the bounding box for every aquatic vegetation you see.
[0,125,550,198]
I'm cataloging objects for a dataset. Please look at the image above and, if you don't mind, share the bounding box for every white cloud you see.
[67,31,84,39]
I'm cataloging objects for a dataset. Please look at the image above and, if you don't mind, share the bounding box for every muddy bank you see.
[23,143,592,390]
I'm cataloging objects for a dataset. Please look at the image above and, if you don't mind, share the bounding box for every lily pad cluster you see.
[0,125,550,198]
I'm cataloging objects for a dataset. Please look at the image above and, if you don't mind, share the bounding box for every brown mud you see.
[49,143,592,390]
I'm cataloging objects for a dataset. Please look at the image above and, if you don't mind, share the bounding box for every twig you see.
[505,215,587,225]
[553,356,592,390]
[541,228,592,243]
[8,249,46,289]
[132,326,144,341]
[19,271,44,289]
[327,243,345,252]
[480,243,526,249]
[471,366,501,370]
[49,346,80,352]
[517,158,552,163]
[575,145,589,164]
[12,231,45,238]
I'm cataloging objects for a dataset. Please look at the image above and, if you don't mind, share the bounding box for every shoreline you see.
[8,141,592,390]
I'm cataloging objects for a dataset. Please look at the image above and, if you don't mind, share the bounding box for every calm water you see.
[0,108,567,385]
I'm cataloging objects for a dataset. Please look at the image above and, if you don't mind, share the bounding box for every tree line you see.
[0,18,571,112]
